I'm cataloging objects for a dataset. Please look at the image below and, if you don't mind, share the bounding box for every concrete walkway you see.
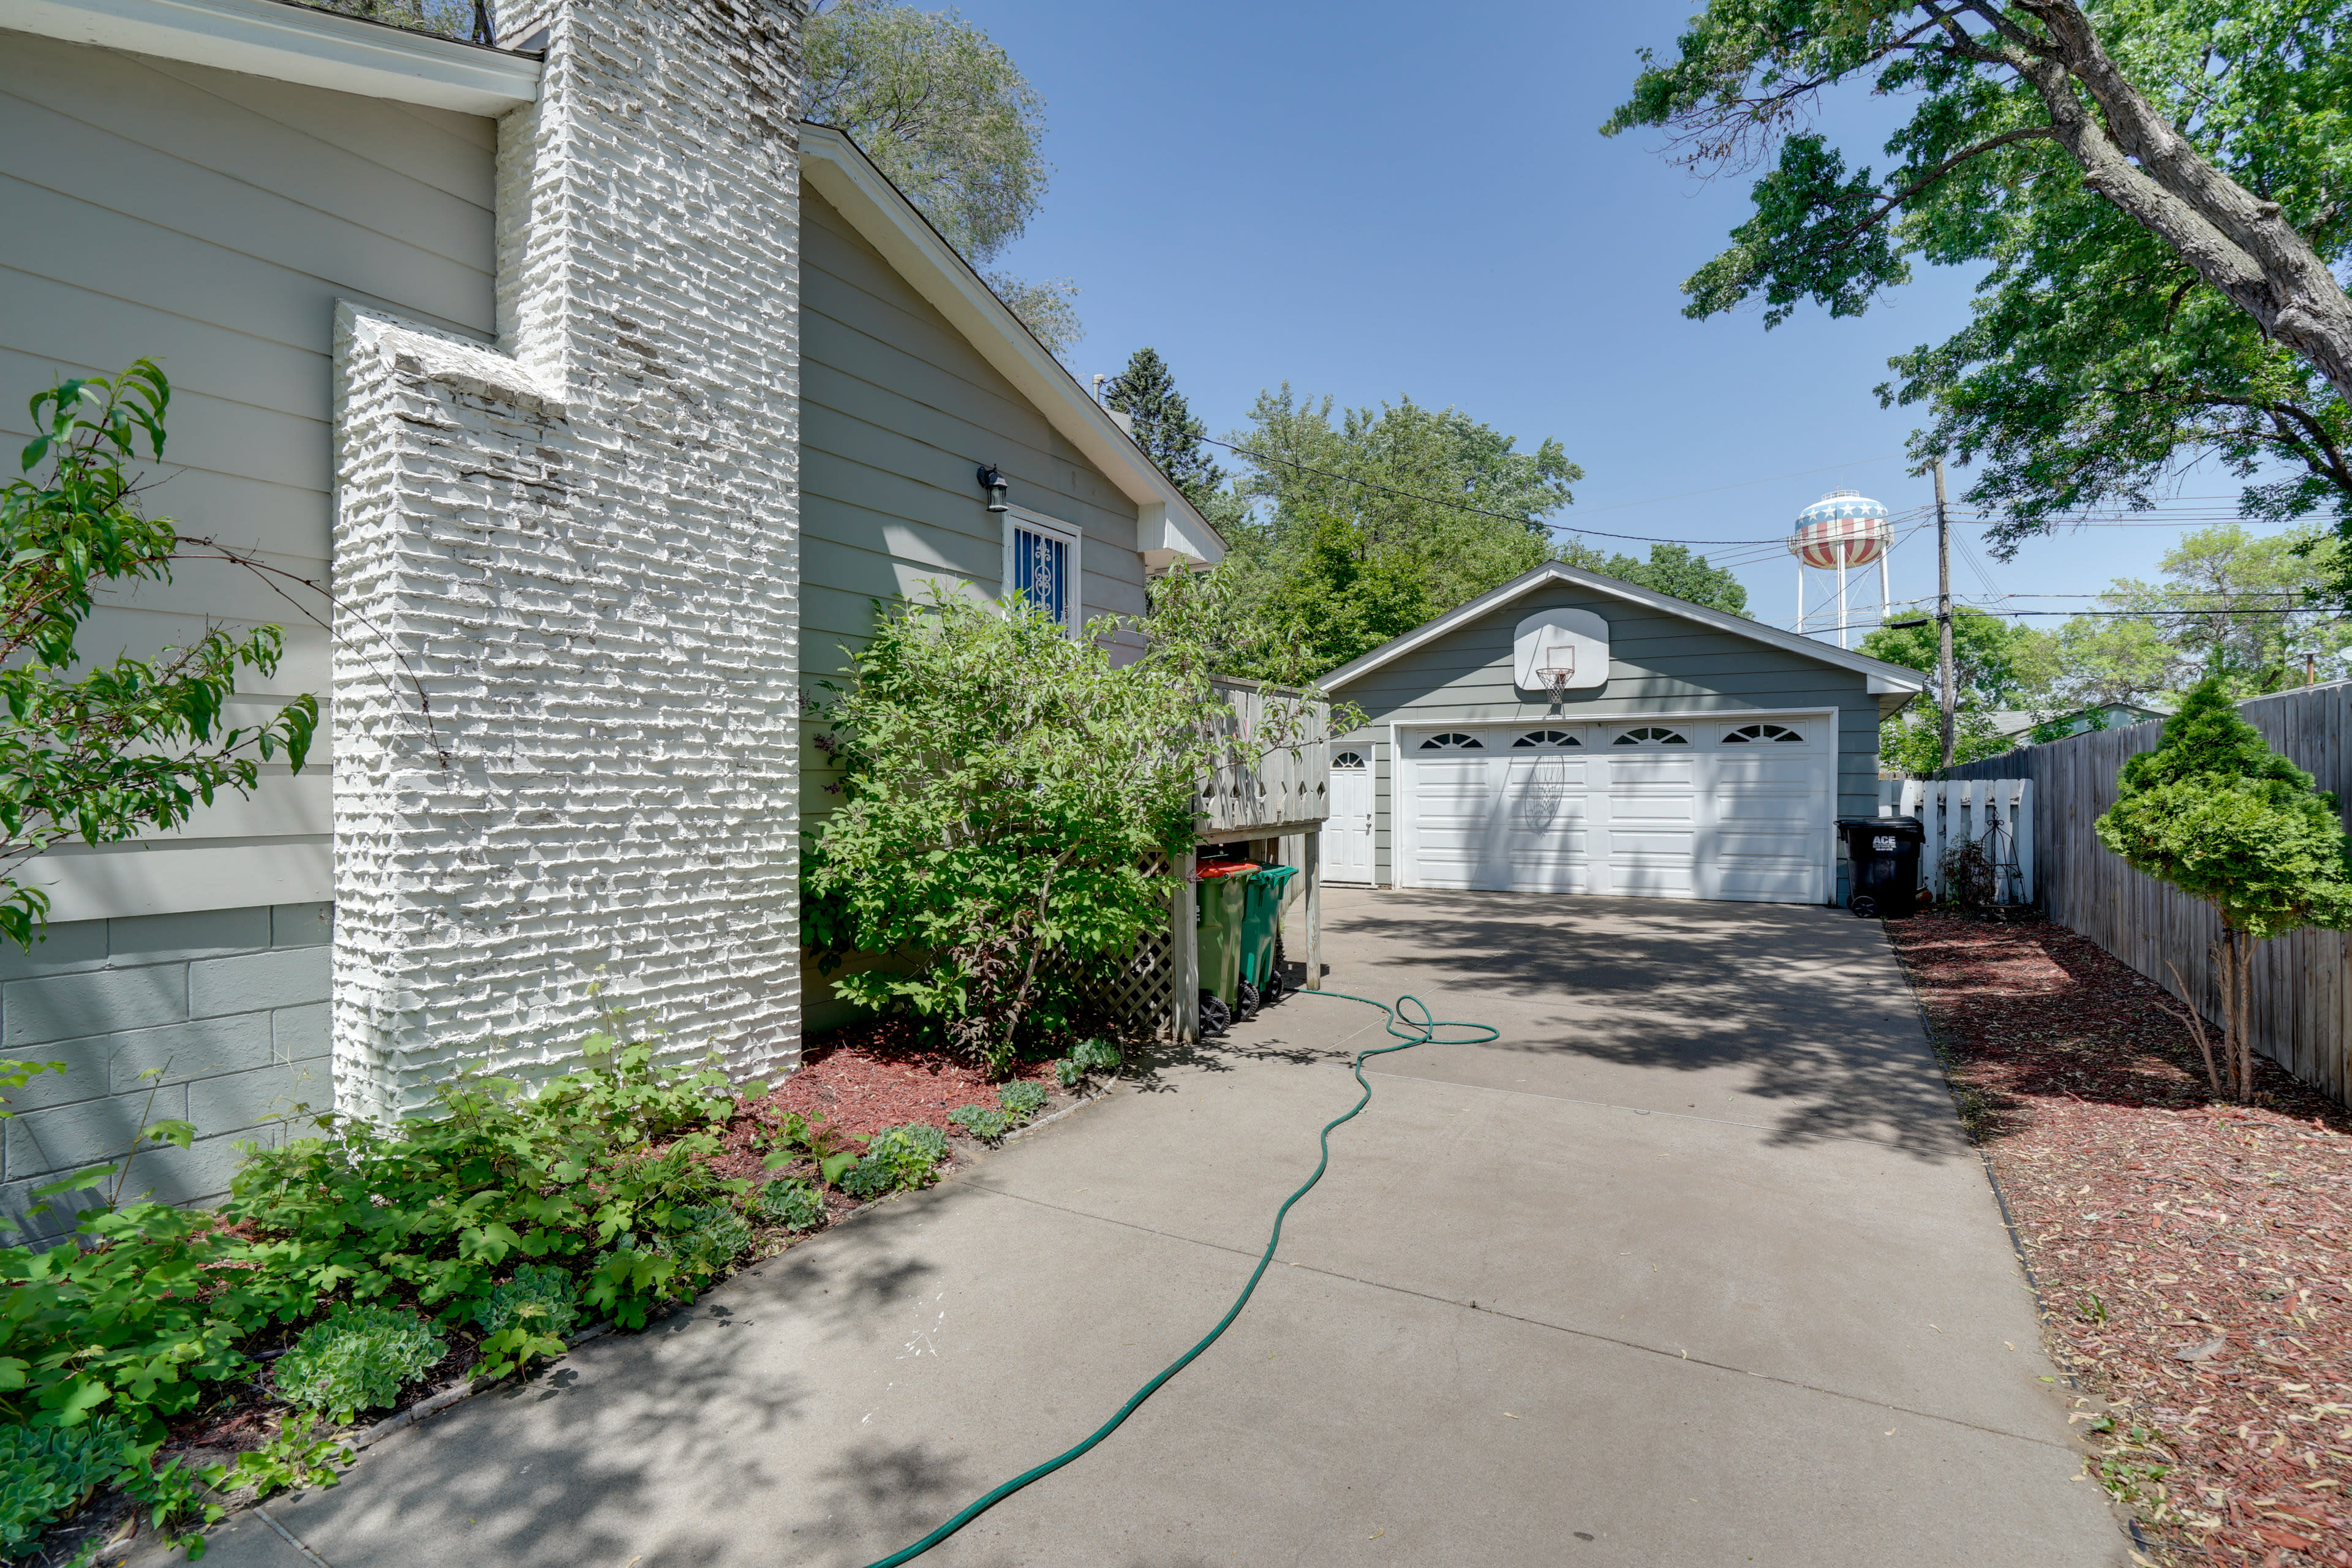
[177,891,2128,1567]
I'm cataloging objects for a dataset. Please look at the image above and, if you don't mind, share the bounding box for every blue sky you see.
[974,0,2277,643]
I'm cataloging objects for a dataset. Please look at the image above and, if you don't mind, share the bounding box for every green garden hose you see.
[858,989,1499,1568]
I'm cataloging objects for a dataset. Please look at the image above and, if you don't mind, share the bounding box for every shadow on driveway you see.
[1269,889,1964,1159]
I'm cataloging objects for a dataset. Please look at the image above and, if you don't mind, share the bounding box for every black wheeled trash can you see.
[1837,815,1925,919]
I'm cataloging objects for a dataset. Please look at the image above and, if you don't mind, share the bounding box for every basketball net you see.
[1539,640,1576,706]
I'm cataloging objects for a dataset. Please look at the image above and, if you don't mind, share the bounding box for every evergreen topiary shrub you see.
[2096,676,2352,1099]
[272,1306,446,1424]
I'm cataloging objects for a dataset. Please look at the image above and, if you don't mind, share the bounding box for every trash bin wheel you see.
[1199,991,1230,1037]
[1235,980,1260,1020]
[1850,894,1880,919]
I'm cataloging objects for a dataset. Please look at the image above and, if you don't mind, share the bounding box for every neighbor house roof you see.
[1989,702,2171,737]
[797,122,1225,567]
[1320,560,1928,695]
[0,0,542,113]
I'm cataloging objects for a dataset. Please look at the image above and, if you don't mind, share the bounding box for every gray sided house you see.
[794,124,1221,1027]
[1319,564,1923,905]
[0,0,1218,1234]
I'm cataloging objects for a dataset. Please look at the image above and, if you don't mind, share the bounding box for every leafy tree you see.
[1863,606,2052,774]
[1217,386,1581,675]
[1599,543,1751,616]
[985,273,1082,359]
[1106,347,1226,508]
[1877,703,2014,775]
[1607,2,2352,575]
[1862,605,2047,709]
[802,1,1080,353]
[309,0,482,39]
[2097,523,2352,696]
[1144,558,1327,690]
[0,362,316,948]
[2024,612,2178,710]
[2095,677,2352,1100]
[804,589,1219,1073]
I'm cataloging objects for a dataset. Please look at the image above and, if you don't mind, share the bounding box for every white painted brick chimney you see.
[329,0,805,1120]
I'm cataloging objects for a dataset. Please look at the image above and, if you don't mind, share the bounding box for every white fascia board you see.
[0,0,540,114]
[1321,560,1928,693]
[799,123,1225,564]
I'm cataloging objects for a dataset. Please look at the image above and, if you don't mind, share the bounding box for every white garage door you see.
[1397,717,1833,903]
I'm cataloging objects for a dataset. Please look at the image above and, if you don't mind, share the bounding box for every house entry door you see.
[1325,751,1374,883]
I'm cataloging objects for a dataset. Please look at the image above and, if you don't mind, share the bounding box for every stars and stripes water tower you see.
[1789,489,1892,647]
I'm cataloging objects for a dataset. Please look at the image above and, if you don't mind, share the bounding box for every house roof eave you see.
[797,121,1225,565]
[0,0,541,113]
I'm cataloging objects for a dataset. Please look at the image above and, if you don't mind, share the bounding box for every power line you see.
[1130,413,1902,548]
[1533,456,1911,519]
[1950,606,2347,619]
[1129,409,2332,555]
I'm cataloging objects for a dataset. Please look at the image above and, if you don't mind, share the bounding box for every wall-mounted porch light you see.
[977,464,1009,512]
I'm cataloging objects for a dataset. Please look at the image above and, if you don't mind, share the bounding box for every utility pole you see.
[1934,458,1956,771]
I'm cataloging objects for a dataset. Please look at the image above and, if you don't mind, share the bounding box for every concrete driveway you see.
[179,890,2128,1568]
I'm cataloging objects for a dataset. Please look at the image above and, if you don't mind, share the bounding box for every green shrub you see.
[649,1205,754,1282]
[999,1080,1047,1121]
[755,1177,827,1232]
[0,1417,135,1555]
[0,1038,741,1444]
[947,1103,1009,1142]
[1056,1038,1121,1088]
[804,590,1231,1073]
[478,1263,579,1341]
[840,1125,946,1197]
[271,1305,446,1425]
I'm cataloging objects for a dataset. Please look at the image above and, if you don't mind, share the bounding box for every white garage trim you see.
[1390,708,1840,903]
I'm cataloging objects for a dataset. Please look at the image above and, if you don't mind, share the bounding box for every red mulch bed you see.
[750,1019,1057,1139]
[701,1019,1062,1180]
[1889,913,2352,1567]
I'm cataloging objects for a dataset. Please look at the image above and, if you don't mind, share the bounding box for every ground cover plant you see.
[0,1019,1101,1560]
[269,1306,446,1427]
[1890,912,2351,1567]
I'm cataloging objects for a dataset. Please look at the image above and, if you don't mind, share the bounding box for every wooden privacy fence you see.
[1945,680,2352,1105]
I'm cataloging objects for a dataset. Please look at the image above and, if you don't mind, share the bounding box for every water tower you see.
[1789,490,1892,647]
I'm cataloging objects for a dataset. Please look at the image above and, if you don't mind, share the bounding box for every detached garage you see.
[1318,562,1924,906]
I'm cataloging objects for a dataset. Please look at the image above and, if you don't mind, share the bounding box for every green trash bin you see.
[1195,862,1254,1027]
[1237,864,1299,1014]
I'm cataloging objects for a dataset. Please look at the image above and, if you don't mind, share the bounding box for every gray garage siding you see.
[1329,582,1884,888]
[797,188,1150,1028]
